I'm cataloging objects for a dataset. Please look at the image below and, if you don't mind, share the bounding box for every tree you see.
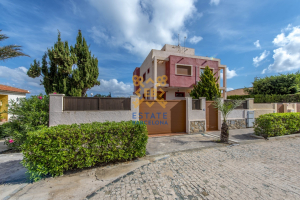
[0,30,29,61]
[213,99,243,143]
[245,72,300,95]
[189,66,221,100]
[27,30,100,96]
[94,92,111,97]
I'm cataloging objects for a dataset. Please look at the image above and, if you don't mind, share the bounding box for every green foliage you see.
[21,121,148,181]
[2,94,49,150]
[253,94,300,103]
[27,30,100,97]
[0,30,29,61]
[227,95,252,100]
[254,113,300,138]
[94,92,111,97]
[213,99,243,122]
[189,66,221,100]
[245,73,300,95]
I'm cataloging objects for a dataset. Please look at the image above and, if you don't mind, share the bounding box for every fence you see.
[63,97,131,111]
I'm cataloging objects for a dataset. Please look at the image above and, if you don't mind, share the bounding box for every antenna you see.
[178,34,180,46]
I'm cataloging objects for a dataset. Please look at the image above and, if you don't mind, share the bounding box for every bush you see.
[227,95,252,100]
[3,94,49,150]
[253,94,300,103]
[21,121,148,181]
[254,113,300,138]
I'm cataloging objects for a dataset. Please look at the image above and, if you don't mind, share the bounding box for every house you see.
[0,84,29,121]
[227,88,251,96]
[133,44,227,100]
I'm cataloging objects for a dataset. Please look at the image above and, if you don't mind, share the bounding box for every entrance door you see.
[206,101,218,131]
[139,100,186,134]
[277,103,284,113]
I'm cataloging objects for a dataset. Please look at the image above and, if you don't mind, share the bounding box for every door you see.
[277,103,284,113]
[206,101,218,131]
[139,100,186,134]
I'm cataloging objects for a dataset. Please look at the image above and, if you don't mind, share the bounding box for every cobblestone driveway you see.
[89,138,300,200]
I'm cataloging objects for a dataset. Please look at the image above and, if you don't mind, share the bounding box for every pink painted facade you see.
[167,55,219,88]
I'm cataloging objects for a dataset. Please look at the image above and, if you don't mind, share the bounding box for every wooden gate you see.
[277,103,284,113]
[139,100,186,134]
[206,101,218,131]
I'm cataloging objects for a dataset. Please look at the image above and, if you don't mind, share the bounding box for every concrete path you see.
[206,128,262,143]
[147,133,226,156]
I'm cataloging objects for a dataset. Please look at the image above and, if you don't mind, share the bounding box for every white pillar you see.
[49,94,65,127]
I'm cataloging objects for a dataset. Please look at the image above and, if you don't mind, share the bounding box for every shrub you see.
[3,94,49,150]
[254,113,300,138]
[253,94,300,103]
[21,121,148,181]
[227,95,252,100]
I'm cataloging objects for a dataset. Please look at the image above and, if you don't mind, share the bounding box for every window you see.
[143,73,146,82]
[200,68,213,75]
[175,92,185,97]
[176,64,192,76]
[147,68,150,74]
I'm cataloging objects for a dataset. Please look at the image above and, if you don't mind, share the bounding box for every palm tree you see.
[213,98,244,143]
[0,30,29,61]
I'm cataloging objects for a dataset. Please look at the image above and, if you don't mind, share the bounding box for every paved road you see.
[90,137,300,200]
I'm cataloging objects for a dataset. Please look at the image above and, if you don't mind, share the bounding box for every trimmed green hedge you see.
[227,94,300,103]
[227,95,251,100]
[254,113,300,138]
[21,121,148,181]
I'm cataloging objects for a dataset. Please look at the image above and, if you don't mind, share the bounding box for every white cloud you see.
[254,40,261,48]
[88,0,198,57]
[263,25,300,73]
[220,67,237,79]
[189,36,203,44]
[90,79,133,97]
[0,66,44,96]
[210,0,220,6]
[226,87,234,91]
[253,50,270,67]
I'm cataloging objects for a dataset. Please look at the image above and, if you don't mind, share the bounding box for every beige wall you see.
[227,88,250,96]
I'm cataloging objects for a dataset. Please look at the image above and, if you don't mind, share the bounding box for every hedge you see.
[227,94,300,103]
[254,113,300,138]
[21,121,148,181]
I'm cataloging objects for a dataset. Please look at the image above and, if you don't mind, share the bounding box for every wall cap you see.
[49,94,65,96]
[199,97,206,99]
[245,98,254,100]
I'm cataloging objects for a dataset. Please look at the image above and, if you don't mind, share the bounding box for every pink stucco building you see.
[133,44,227,100]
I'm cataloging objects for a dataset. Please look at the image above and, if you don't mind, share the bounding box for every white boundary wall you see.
[49,94,139,127]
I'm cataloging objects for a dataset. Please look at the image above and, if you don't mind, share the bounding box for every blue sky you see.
[1,0,300,97]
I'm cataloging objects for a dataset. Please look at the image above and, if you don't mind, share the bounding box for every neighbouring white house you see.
[0,84,29,121]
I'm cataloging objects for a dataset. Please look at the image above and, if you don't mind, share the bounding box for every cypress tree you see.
[189,66,221,100]
[27,30,100,96]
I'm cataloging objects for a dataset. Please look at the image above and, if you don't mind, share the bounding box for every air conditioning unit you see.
[246,110,255,128]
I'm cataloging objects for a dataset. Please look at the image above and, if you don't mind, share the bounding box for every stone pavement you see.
[89,137,300,200]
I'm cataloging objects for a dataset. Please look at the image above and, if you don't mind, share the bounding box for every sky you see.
[1,0,300,97]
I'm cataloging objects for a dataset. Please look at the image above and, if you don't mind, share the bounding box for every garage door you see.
[139,100,186,134]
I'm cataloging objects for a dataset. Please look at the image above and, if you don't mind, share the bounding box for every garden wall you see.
[49,94,139,126]
[186,97,206,133]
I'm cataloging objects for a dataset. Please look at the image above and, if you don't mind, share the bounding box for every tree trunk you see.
[220,122,229,143]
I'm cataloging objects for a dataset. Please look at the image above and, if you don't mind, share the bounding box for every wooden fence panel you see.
[64,97,130,111]
[297,103,300,112]
[192,99,201,110]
